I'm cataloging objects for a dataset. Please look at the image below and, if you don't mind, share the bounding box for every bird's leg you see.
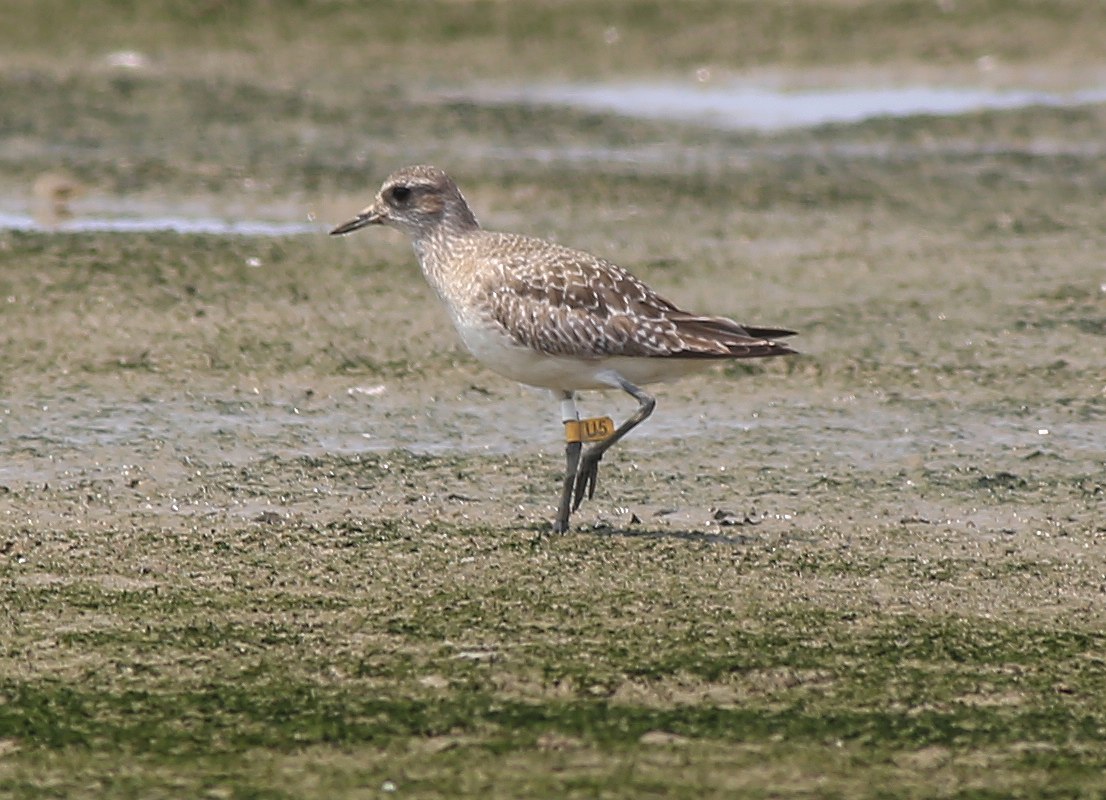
[553,391,583,533]
[572,375,656,511]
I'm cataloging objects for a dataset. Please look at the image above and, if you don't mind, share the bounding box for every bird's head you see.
[330,164,478,240]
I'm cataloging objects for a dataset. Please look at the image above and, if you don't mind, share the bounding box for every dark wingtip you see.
[743,325,797,340]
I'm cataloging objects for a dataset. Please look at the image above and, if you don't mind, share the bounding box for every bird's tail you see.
[665,314,797,359]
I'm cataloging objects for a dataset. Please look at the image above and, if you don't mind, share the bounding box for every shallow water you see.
[468,82,1106,130]
[1,385,1095,491]
[0,210,321,236]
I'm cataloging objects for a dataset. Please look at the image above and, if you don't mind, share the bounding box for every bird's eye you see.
[389,185,412,204]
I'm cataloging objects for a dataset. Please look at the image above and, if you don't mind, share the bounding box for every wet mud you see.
[1,2,1105,797]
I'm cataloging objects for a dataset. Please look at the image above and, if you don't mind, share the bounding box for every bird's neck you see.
[412,221,481,308]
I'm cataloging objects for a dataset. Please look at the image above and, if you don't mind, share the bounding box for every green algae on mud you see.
[3,1,1106,798]
[5,0,1106,82]
[4,120,1106,794]
[4,512,1106,797]
[4,132,1106,800]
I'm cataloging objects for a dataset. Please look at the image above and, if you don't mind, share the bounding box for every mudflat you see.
[2,2,1105,797]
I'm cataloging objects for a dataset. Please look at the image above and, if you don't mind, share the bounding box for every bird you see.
[331,165,796,533]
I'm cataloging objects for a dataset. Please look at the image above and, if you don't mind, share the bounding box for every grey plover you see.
[331,165,796,532]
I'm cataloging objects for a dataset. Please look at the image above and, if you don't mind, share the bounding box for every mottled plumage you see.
[331,165,796,531]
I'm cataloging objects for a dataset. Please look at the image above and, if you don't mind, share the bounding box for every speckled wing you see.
[482,237,795,360]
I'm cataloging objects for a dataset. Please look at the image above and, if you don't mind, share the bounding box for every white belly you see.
[456,320,708,391]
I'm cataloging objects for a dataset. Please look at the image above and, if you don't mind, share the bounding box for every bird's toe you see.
[572,453,602,511]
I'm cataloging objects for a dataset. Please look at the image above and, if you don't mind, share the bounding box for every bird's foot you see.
[571,450,603,511]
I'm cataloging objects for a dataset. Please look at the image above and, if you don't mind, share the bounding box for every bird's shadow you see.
[592,525,758,546]
[523,524,759,546]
